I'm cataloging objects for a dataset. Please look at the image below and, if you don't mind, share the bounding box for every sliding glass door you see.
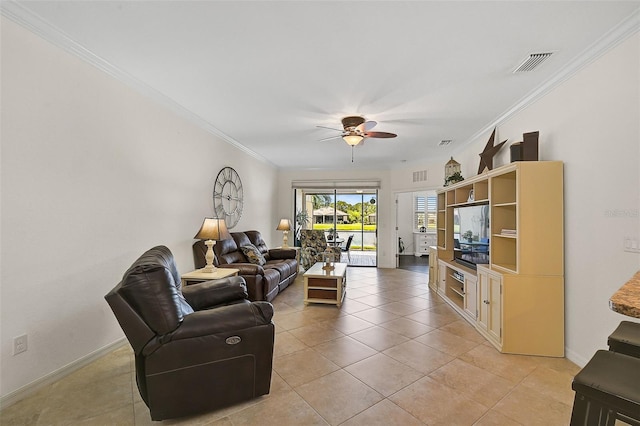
[294,189,377,267]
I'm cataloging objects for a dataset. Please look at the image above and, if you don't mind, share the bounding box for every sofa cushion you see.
[240,244,267,266]
[268,248,297,260]
[232,232,252,250]
[245,230,270,257]
[265,260,292,281]
[214,238,246,265]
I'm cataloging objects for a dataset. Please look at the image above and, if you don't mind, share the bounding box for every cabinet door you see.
[487,274,502,342]
[437,262,447,293]
[477,270,489,332]
[464,275,477,319]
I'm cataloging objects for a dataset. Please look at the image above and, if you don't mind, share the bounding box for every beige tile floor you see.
[1,267,583,425]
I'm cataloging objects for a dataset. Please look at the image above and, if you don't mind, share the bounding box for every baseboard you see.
[0,338,127,409]
[565,347,590,368]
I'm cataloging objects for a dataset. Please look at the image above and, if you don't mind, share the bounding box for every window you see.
[414,195,437,231]
[427,196,437,230]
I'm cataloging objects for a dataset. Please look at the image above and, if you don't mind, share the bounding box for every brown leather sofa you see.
[105,245,274,421]
[194,230,298,302]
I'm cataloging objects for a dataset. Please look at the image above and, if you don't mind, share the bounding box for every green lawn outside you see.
[351,245,376,251]
[313,223,377,232]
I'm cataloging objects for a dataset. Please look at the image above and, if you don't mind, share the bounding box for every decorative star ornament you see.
[478,127,507,174]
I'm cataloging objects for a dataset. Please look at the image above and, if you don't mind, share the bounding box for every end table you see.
[181,268,240,287]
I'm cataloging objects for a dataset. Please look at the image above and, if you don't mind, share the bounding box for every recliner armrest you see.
[181,276,248,310]
[268,248,296,260]
[170,302,274,340]
[220,263,265,276]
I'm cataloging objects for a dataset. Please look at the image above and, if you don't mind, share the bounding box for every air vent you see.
[439,139,453,146]
[513,52,554,73]
[413,170,428,183]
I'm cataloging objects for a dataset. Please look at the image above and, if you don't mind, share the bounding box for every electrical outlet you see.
[13,334,27,356]
[624,237,640,253]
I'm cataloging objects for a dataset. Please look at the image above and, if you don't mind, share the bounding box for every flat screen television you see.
[453,204,490,269]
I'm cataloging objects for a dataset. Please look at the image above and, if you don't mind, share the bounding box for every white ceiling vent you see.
[513,52,554,73]
[413,170,428,183]
[438,139,453,146]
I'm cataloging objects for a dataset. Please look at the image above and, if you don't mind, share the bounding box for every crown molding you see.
[1,1,274,167]
[462,6,640,148]
[3,2,638,168]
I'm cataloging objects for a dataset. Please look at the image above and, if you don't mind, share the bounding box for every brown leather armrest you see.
[170,302,274,340]
[219,263,264,275]
[181,276,248,310]
[268,248,296,260]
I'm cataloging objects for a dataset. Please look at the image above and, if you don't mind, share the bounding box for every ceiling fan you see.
[317,116,397,162]
[317,116,397,147]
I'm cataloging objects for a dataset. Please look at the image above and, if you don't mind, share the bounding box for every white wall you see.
[396,192,415,255]
[450,33,640,366]
[396,191,437,256]
[0,17,278,399]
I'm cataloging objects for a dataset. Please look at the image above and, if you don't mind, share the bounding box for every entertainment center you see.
[433,161,564,357]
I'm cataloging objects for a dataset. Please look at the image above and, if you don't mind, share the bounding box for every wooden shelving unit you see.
[435,161,564,357]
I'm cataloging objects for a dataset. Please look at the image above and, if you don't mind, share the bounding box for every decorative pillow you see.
[240,244,266,266]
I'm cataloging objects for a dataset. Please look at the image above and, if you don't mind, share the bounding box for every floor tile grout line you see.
[7,264,575,425]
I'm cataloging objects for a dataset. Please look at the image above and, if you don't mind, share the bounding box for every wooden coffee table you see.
[303,262,348,307]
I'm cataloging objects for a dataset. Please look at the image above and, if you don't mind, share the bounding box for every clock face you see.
[213,167,243,229]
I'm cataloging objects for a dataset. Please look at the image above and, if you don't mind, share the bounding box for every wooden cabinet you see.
[436,192,447,250]
[437,260,447,294]
[445,267,466,308]
[435,161,564,357]
[414,232,436,257]
[490,162,564,275]
[477,266,502,346]
[476,265,564,356]
[438,261,478,323]
[428,246,438,291]
[463,274,477,320]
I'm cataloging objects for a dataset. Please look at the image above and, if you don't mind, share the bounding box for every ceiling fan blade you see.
[318,135,343,142]
[364,131,397,139]
[316,125,344,132]
[359,120,378,132]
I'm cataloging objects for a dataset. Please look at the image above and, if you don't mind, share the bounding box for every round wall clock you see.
[213,167,243,229]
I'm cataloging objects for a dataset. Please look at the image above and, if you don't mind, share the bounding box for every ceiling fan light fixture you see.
[343,134,364,146]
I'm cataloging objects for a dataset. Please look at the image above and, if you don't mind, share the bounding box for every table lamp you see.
[194,217,231,272]
[276,219,291,248]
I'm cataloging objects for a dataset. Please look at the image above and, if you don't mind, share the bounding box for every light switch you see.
[624,237,640,253]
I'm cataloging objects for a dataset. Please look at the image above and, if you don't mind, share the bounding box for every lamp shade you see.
[343,134,364,146]
[194,218,231,240]
[276,219,291,231]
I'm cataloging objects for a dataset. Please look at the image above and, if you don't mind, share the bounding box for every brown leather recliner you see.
[105,245,274,421]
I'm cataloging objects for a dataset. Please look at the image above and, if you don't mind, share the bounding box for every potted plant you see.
[462,230,473,242]
[444,171,464,186]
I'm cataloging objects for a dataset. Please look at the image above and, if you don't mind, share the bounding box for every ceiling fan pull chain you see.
[351,145,354,163]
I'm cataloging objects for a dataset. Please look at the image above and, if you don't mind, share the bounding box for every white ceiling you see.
[4,1,640,170]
